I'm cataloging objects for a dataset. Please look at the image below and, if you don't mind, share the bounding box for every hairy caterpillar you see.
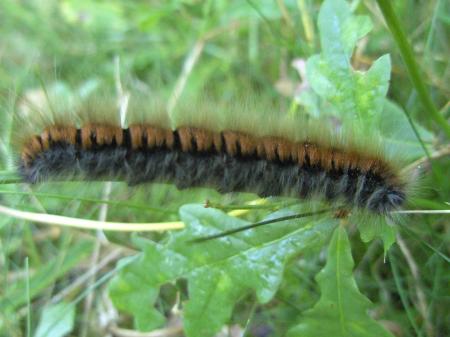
[15,94,411,217]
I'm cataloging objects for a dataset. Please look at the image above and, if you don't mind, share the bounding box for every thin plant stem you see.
[25,257,31,337]
[0,203,184,232]
[389,251,425,337]
[190,208,334,243]
[376,0,450,138]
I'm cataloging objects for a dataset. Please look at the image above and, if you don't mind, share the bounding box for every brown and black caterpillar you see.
[18,118,408,215]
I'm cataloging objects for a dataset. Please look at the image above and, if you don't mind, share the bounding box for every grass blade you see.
[376,0,450,138]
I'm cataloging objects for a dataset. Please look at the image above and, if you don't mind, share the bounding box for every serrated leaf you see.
[110,205,338,337]
[287,226,394,337]
[109,256,166,331]
[318,0,372,66]
[304,0,390,126]
[34,302,75,337]
[301,0,430,252]
[357,215,397,253]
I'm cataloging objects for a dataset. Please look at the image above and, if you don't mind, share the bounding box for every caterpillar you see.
[15,94,410,216]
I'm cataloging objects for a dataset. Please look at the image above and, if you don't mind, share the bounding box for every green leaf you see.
[287,226,394,337]
[110,205,338,337]
[34,302,75,337]
[357,216,397,253]
[318,0,372,66]
[296,89,322,118]
[379,99,434,160]
[304,0,390,127]
[108,255,166,331]
[302,0,418,252]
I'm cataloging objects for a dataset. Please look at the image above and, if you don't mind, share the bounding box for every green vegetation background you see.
[0,0,448,337]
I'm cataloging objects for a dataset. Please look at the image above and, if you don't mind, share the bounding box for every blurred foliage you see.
[0,0,448,336]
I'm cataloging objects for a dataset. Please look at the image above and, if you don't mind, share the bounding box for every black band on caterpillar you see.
[18,124,406,215]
